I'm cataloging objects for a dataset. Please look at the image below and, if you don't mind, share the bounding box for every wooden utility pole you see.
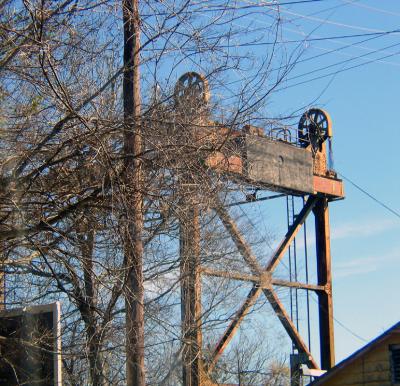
[122,0,145,385]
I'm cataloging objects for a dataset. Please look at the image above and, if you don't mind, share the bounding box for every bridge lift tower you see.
[167,72,344,386]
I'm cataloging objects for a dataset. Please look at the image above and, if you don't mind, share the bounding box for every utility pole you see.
[122,0,145,385]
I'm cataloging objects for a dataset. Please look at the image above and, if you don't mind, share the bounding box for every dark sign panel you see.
[0,303,61,386]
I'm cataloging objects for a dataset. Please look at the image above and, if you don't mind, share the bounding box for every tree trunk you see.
[80,228,105,386]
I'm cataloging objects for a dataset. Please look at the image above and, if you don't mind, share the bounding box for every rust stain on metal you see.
[205,153,243,174]
[313,175,344,198]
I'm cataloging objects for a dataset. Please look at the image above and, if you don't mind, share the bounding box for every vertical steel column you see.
[313,197,335,370]
[180,201,202,386]
[290,354,304,386]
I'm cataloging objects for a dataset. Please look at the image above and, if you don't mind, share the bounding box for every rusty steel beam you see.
[201,267,258,283]
[271,278,325,292]
[205,153,243,175]
[313,175,344,198]
[214,204,262,275]
[263,288,319,369]
[208,285,262,373]
[266,196,318,272]
[313,197,335,370]
[180,204,202,386]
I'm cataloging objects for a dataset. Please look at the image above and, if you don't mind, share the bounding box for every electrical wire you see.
[141,0,336,17]
[337,173,400,220]
[285,40,400,82]
[275,48,400,92]
[254,0,331,5]
[286,0,359,25]
[339,0,400,17]
[310,293,368,343]
[206,29,400,49]
[279,6,386,33]
[284,29,400,69]
[182,0,400,101]
[312,44,400,68]
[217,25,400,93]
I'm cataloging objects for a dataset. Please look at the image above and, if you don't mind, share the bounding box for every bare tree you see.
[0,1,306,385]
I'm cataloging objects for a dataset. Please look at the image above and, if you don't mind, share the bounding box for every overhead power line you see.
[286,40,400,82]
[217,29,400,48]
[310,293,368,343]
[340,0,400,17]
[287,0,357,23]
[143,29,400,53]
[275,48,400,92]
[338,173,400,220]
[265,0,330,4]
[280,6,385,33]
[142,0,333,17]
[268,28,400,76]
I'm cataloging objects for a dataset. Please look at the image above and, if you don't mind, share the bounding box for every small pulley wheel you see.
[298,108,331,151]
[174,72,210,107]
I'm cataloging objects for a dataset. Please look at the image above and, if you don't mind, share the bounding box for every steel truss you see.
[174,72,342,386]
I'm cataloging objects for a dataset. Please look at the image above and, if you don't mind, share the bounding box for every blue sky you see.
[266,0,400,364]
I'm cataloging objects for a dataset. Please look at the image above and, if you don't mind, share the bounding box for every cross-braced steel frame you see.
[180,194,336,385]
[174,72,342,386]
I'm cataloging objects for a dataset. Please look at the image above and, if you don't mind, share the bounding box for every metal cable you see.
[303,195,312,352]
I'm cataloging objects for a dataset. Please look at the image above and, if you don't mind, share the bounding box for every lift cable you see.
[236,196,291,271]
[286,195,295,353]
[287,195,302,352]
[292,197,300,334]
[302,195,312,351]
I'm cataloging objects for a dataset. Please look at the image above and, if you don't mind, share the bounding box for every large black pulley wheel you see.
[174,72,209,106]
[298,108,331,151]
